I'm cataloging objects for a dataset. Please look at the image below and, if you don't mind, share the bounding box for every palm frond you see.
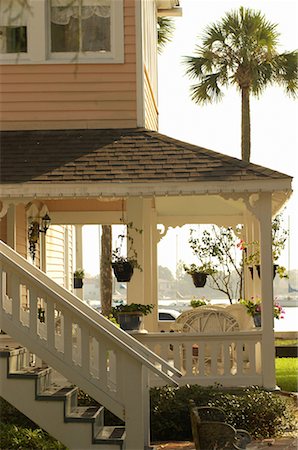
[272,51,298,97]
[190,72,224,105]
[157,17,175,54]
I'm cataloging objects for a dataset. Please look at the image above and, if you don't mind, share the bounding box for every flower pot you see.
[74,277,83,289]
[191,272,208,288]
[117,312,143,331]
[253,314,261,328]
[112,261,134,282]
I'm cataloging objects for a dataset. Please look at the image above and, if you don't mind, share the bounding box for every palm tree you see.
[184,7,297,162]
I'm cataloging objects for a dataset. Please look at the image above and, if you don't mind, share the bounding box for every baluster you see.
[80,323,90,373]
[11,273,21,323]
[98,338,108,389]
[210,342,218,375]
[198,342,206,376]
[63,314,73,365]
[107,348,117,391]
[223,341,232,375]
[247,340,256,374]
[236,341,244,374]
[55,309,64,354]
[184,342,193,377]
[46,299,55,351]
[115,350,124,399]
[29,289,38,337]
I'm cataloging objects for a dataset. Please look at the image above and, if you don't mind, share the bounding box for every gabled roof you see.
[0,128,292,187]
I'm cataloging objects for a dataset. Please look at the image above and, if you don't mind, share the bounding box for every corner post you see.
[258,192,276,389]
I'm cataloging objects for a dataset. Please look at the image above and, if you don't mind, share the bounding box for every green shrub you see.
[150,385,296,441]
[0,423,66,449]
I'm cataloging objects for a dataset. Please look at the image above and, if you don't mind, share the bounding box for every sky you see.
[83,0,298,276]
[157,0,298,274]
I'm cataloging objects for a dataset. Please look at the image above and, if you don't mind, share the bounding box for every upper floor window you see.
[0,0,124,64]
[51,0,111,53]
[0,2,28,54]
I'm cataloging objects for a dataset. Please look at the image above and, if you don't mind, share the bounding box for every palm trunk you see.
[241,87,251,162]
[100,225,112,316]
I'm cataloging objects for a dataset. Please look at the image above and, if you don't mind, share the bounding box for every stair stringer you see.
[0,353,121,450]
[0,313,125,420]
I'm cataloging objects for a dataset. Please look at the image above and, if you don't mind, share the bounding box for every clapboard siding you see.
[0,0,137,131]
[46,225,66,287]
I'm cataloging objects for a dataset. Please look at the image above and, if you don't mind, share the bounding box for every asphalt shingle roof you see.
[0,128,291,184]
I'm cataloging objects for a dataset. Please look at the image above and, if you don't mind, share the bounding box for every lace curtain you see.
[51,0,111,25]
[0,1,29,26]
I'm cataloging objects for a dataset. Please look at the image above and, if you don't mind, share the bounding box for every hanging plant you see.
[74,269,85,289]
[112,221,142,282]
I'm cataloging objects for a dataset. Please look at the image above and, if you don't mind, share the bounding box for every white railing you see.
[0,241,181,450]
[135,330,263,387]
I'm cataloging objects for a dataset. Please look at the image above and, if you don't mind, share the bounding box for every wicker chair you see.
[189,400,252,450]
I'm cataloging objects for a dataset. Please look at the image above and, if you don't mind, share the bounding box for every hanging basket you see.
[74,277,83,289]
[191,272,208,288]
[112,261,134,282]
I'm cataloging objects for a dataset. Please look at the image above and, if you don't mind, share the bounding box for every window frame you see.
[0,0,124,64]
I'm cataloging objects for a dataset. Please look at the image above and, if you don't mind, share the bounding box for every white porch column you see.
[258,192,276,389]
[75,225,84,300]
[7,204,17,250]
[126,197,158,331]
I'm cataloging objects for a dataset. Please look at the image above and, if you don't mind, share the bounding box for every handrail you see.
[0,240,181,384]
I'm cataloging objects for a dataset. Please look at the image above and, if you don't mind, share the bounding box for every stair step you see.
[8,366,51,378]
[66,405,103,422]
[94,426,126,445]
[38,384,77,400]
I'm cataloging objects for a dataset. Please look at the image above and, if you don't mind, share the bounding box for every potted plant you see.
[183,262,216,287]
[112,303,154,331]
[240,297,285,327]
[74,269,85,289]
[190,297,209,308]
[112,221,142,282]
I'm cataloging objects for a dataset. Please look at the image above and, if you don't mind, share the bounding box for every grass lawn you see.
[276,358,298,392]
[275,339,298,346]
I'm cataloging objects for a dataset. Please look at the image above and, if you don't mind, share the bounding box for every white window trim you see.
[0,0,124,64]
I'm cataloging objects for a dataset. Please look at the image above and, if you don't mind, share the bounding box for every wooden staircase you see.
[0,344,125,449]
[0,241,182,449]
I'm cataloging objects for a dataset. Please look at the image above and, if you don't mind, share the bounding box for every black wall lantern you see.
[28,213,51,260]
